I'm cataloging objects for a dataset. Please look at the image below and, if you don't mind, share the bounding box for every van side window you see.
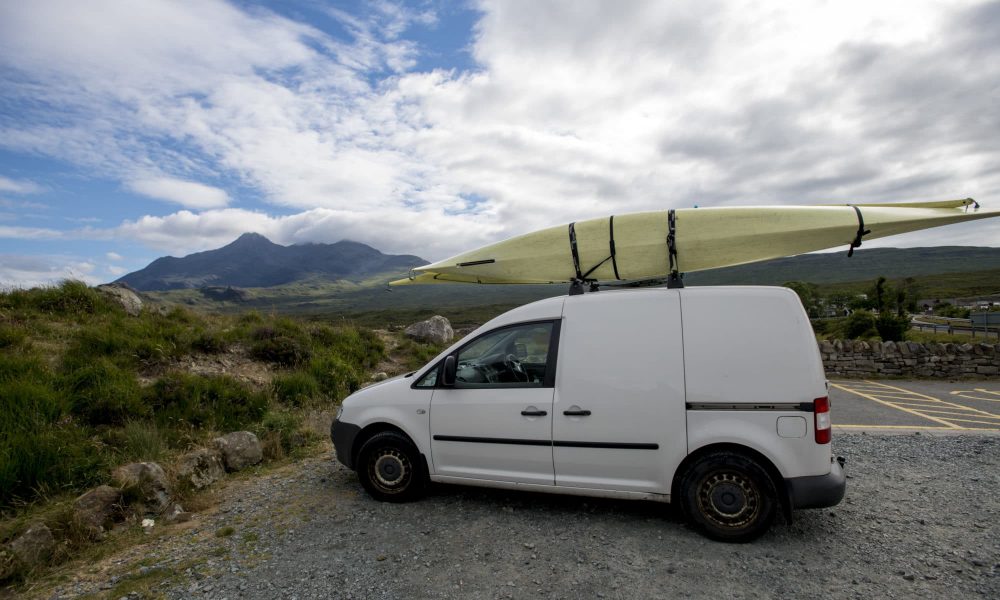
[455,322,554,387]
[414,367,438,388]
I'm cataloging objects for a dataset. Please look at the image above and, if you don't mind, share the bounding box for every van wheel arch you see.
[352,423,430,477]
[672,443,790,523]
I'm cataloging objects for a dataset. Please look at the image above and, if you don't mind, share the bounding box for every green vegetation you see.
[0,280,386,512]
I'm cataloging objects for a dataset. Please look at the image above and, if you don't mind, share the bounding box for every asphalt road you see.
[830,379,1000,433]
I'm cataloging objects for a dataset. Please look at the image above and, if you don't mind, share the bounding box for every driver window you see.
[454,322,554,387]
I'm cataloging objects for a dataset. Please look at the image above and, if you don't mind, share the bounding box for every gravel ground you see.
[44,434,999,599]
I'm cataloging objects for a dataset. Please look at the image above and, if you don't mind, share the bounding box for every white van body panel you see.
[341,376,433,459]
[680,287,830,477]
[553,290,686,493]
[680,287,826,406]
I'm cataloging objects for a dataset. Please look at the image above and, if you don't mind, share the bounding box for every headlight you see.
[335,405,344,420]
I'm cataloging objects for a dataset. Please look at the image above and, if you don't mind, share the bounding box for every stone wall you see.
[819,339,1000,378]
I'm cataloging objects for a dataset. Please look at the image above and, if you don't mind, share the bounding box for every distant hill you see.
[117,233,426,291]
[684,246,1000,286]
[138,244,1000,321]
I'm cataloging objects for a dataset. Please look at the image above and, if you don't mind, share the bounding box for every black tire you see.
[356,431,427,503]
[679,451,778,543]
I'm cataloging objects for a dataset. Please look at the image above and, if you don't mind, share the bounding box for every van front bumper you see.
[786,460,846,509]
[331,419,361,470]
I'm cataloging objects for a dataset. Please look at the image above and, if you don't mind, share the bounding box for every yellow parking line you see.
[887,401,963,410]
[934,417,1000,427]
[863,381,1000,418]
[835,424,950,430]
[915,408,1000,419]
[949,392,1000,403]
[829,383,962,429]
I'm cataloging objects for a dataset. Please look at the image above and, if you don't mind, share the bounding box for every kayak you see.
[390,199,998,286]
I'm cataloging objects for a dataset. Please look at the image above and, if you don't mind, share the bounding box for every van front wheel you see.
[679,451,777,543]
[356,431,427,503]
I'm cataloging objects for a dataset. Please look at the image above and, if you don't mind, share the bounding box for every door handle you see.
[563,409,592,416]
[521,409,548,416]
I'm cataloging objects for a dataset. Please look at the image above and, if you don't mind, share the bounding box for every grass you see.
[0,280,387,515]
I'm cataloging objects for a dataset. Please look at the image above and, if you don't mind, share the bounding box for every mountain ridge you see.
[117,234,426,291]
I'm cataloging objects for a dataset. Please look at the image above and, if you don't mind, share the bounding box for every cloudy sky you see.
[1,0,999,286]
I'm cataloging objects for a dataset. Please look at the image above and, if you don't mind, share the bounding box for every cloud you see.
[0,254,100,288]
[106,251,123,261]
[0,0,998,277]
[0,175,43,195]
[127,178,230,209]
[114,207,498,260]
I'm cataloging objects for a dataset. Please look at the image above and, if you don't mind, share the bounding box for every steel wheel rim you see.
[368,448,411,494]
[696,470,760,529]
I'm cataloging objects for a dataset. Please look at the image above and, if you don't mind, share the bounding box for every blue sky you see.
[1,0,999,287]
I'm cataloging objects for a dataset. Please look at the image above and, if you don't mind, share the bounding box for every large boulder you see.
[96,283,143,316]
[9,523,55,568]
[73,485,122,537]
[404,315,454,344]
[212,432,263,472]
[113,462,172,515]
[177,448,226,490]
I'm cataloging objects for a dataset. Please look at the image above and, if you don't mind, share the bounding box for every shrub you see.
[0,374,106,507]
[34,280,105,315]
[147,372,269,431]
[61,323,137,370]
[271,372,321,406]
[310,325,384,369]
[0,325,27,349]
[844,310,878,339]
[250,335,311,366]
[0,422,107,508]
[102,420,167,462]
[254,410,309,460]
[309,354,361,401]
[193,330,226,354]
[61,359,146,426]
[875,313,910,342]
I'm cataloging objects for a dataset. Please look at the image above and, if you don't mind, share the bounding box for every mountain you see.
[117,233,426,291]
[134,243,1000,320]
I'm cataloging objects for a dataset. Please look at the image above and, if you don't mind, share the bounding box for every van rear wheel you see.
[356,431,427,503]
[679,451,777,543]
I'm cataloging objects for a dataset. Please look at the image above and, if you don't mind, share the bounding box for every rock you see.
[73,485,122,537]
[404,316,454,344]
[9,523,55,567]
[163,504,193,524]
[371,372,389,382]
[96,283,143,317]
[113,462,173,515]
[212,432,263,472]
[177,448,226,490]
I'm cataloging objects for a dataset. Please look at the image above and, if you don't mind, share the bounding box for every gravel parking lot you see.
[46,434,999,600]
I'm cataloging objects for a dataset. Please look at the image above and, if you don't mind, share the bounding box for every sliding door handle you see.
[563,409,591,416]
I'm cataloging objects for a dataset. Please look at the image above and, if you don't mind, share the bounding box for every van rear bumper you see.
[331,419,361,470]
[785,460,846,509]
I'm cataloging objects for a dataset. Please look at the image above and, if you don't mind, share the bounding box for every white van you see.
[332,287,845,542]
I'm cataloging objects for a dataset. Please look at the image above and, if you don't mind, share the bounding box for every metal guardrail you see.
[911,317,1000,340]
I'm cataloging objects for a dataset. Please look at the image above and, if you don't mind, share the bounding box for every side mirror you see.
[442,355,457,386]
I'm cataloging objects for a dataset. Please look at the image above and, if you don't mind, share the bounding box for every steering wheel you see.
[504,354,528,382]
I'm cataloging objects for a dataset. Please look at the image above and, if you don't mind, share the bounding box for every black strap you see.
[568,220,618,282]
[667,209,679,274]
[609,215,620,280]
[847,205,871,258]
[568,222,583,280]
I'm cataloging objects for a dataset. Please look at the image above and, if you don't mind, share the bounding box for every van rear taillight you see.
[814,396,831,444]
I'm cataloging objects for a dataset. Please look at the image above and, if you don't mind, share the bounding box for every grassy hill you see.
[143,246,1000,326]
